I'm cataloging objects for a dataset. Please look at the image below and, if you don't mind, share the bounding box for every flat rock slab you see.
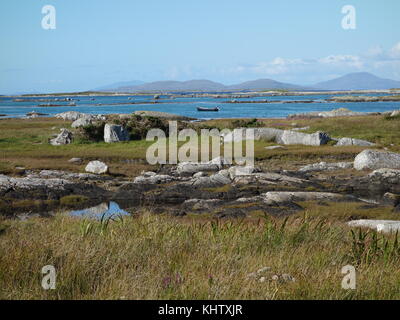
[299,161,353,172]
[262,191,355,204]
[335,138,375,147]
[348,220,400,233]
[0,174,106,200]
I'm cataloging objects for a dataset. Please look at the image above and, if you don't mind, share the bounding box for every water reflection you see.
[69,201,129,219]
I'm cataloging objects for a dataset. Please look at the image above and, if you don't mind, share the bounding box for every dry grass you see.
[1,207,400,300]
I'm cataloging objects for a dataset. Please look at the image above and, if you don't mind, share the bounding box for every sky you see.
[0,0,399,94]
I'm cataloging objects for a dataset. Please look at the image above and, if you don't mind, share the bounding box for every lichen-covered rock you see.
[354,149,400,170]
[50,129,73,146]
[104,124,130,143]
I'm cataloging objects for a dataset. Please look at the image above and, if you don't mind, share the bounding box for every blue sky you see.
[0,0,399,93]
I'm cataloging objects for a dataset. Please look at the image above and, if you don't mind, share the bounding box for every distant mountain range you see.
[314,72,400,90]
[94,72,400,92]
[94,80,145,91]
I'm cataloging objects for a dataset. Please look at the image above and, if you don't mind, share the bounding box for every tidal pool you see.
[68,201,130,219]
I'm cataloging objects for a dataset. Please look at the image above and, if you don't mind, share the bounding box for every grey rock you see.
[292,126,310,131]
[85,161,109,174]
[50,128,73,146]
[261,191,355,204]
[354,149,400,170]
[191,173,231,188]
[0,174,106,200]
[391,110,400,117]
[278,130,331,146]
[222,128,283,143]
[193,172,207,178]
[177,162,222,175]
[233,172,307,187]
[133,174,177,184]
[68,158,83,164]
[183,199,222,211]
[71,117,92,128]
[55,111,105,121]
[27,170,109,181]
[348,220,400,233]
[335,137,375,147]
[299,161,353,172]
[288,108,365,119]
[265,145,285,150]
[228,166,258,179]
[104,124,130,143]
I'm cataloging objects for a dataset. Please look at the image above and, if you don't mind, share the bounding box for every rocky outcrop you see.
[288,108,365,119]
[50,129,73,146]
[335,138,375,147]
[85,161,109,174]
[55,111,106,122]
[190,173,232,188]
[104,124,130,143]
[183,199,222,211]
[222,128,330,146]
[133,174,178,184]
[354,149,400,170]
[26,170,111,181]
[0,174,106,200]
[299,161,353,172]
[366,169,400,194]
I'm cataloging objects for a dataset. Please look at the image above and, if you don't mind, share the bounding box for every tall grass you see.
[1,213,400,300]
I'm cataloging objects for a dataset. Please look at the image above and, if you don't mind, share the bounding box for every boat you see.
[197,106,220,112]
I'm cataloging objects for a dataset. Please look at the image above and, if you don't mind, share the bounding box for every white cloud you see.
[318,55,363,69]
[389,42,400,59]
[217,42,400,83]
[158,42,400,84]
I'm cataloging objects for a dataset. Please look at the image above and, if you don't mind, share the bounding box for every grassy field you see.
[1,202,400,300]
[1,114,400,300]
[1,114,398,176]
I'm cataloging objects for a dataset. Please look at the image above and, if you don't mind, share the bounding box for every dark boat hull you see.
[197,107,219,112]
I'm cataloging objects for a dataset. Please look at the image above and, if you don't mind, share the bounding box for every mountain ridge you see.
[94,72,400,92]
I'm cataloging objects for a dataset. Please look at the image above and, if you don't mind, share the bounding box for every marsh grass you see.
[1,209,400,300]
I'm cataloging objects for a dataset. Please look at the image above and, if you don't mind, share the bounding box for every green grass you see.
[1,210,400,300]
[1,115,399,176]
